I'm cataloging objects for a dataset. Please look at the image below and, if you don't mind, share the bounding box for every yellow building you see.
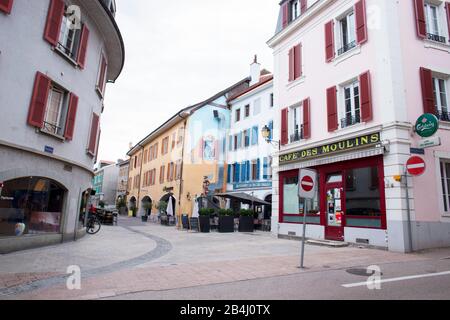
[127,78,249,223]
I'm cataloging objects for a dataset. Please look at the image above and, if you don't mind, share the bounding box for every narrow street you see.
[1,217,449,300]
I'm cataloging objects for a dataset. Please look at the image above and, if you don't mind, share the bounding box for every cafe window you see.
[0,177,65,237]
[281,172,320,224]
[440,160,450,213]
[345,166,382,228]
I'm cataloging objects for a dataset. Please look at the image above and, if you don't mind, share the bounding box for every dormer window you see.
[291,0,300,21]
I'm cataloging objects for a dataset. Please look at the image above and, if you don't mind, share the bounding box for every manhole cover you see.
[346,268,383,277]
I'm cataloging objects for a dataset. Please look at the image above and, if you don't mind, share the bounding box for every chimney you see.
[249,55,261,86]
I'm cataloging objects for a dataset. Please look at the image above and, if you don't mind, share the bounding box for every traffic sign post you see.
[298,169,317,269]
[403,156,427,253]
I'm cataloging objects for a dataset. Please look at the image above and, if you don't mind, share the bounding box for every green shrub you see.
[239,209,255,217]
[199,208,212,216]
[218,209,234,216]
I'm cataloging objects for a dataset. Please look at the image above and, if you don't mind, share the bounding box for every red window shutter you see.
[94,128,101,163]
[420,67,436,114]
[64,93,78,140]
[359,71,373,122]
[88,113,100,155]
[282,2,289,29]
[44,0,64,46]
[281,108,289,145]
[327,86,338,132]
[294,43,302,79]
[97,55,107,95]
[288,48,294,82]
[77,25,90,69]
[446,3,450,42]
[303,98,311,139]
[28,72,51,128]
[0,0,14,14]
[355,0,368,44]
[324,20,335,62]
[300,0,307,14]
[414,0,427,39]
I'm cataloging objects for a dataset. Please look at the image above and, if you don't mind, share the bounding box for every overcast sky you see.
[98,0,279,163]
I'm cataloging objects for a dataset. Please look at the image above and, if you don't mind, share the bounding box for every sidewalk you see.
[1,217,449,300]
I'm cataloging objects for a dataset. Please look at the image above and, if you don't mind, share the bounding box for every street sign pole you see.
[300,200,307,269]
[404,170,414,253]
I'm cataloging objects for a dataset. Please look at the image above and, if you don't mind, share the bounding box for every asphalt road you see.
[107,256,450,300]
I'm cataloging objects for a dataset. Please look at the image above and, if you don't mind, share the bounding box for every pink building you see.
[268,0,450,252]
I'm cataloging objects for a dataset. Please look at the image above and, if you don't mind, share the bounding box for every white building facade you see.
[0,0,124,253]
[226,59,275,219]
[269,0,450,252]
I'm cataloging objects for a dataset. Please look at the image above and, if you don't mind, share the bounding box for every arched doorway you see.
[129,197,137,217]
[141,196,152,216]
[264,195,272,219]
[159,193,176,215]
[0,177,66,237]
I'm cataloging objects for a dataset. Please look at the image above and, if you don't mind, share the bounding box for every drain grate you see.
[346,268,383,277]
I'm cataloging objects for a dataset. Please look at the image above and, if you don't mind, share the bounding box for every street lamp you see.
[261,125,280,149]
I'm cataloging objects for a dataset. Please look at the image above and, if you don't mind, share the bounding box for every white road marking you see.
[407,163,425,169]
[342,270,450,288]
[302,181,314,186]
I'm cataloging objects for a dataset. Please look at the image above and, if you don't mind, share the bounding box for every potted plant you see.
[141,202,152,222]
[199,208,212,233]
[218,209,234,233]
[239,209,255,232]
[156,201,168,225]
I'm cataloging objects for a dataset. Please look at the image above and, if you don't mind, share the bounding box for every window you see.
[177,127,184,146]
[172,132,176,149]
[0,177,65,237]
[268,121,274,140]
[345,166,382,228]
[167,162,175,182]
[341,80,360,128]
[229,136,233,152]
[160,165,165,184]
[291,0,300,21]
[42,85,68,136]
[433,76,449,121]
[290,105,303,143]
[440,160,450,213]
[251,159,260,181]
[244,130,250,148]
[245,105,250,118]
[154,143,159,159]
[263,157,272,180]
[162,137,169,155]
[175,160,182,180]
[235,109,241,122]
[57,14,82,61]
[143,149,148,164]
[251,126,259,145]
[424,2,446,43]
[270,93,274,107]
[281,172,320,224]
[337,11,356,56]
[233,163,239,183]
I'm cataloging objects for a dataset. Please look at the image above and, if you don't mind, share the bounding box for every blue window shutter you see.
[227,165,231,183]
[235,163,240,183]
[256,158,261,180]
[238,132,242,149]
[252,126,258,145]
[263,157,268,180]
[247,161,251,181]
[241,162,246,182]
[268,121,273,140]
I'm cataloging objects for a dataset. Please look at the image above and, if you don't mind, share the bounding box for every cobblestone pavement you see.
[1,217,449,300]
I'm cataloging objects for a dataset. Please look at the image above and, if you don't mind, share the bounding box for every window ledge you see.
[336,121,367,134]
[53,46,79,67]
[286,75,305,90]
[423,39,450,53]
[439,121,450,130]
[333,45,361,66]
[38,128,66,142]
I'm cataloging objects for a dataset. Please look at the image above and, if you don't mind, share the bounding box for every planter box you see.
[239,216,254,232]
[218,216,234,233]
[199,216,211,233]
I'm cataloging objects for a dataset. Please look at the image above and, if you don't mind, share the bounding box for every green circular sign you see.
[415,113,439,138]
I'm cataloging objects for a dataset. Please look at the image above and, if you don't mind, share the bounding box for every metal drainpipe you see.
[177,115,188,228]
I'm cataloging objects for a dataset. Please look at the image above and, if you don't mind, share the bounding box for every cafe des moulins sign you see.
[279,132,381,164]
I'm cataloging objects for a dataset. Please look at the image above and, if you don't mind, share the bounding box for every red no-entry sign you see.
[406,156,426,176]
[299,169,317,199]
[301,176,314,192]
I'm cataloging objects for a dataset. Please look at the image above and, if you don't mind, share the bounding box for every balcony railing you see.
[290,127,304,143]
[341,114,361,128]
[427,33,446,44]
[337,40,357,56]
[42,121,62,136]
[436,109,450,122]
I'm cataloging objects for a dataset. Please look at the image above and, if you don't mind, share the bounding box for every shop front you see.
[277,132,388,246]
